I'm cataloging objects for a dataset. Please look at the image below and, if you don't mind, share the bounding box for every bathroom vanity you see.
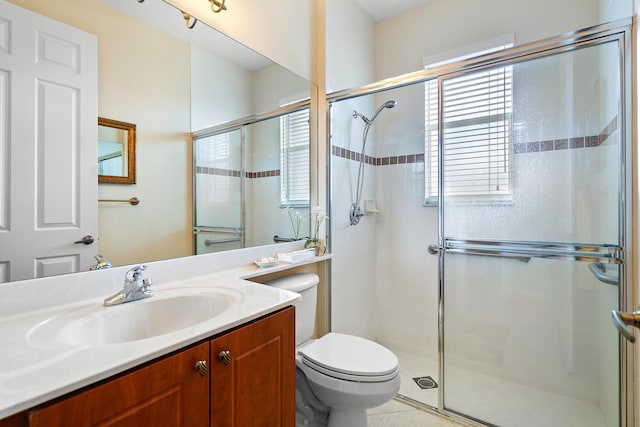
[24,307,294,427]
[0,243,331,427]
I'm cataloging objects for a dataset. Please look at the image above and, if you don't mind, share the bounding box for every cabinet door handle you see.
[194,360,208,376]
[218,350,231,366]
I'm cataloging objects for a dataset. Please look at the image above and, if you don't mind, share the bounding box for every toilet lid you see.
[298,333,399,382]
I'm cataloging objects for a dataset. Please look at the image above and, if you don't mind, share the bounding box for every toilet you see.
[266,273,400,427]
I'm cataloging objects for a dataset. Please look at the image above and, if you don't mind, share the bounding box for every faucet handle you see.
[125,265,147,282]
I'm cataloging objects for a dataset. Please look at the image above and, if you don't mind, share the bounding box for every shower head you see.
[370,100,397,122]
[382,100,398,109]
[352,100,397,125]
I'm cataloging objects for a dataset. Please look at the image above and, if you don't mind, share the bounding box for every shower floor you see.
[392,349,607,427]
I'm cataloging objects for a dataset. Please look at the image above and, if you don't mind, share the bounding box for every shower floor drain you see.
[412,376,438,390]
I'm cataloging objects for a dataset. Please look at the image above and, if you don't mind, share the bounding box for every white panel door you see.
[0,2,98,283]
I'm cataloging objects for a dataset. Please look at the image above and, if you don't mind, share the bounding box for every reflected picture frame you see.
[98,117,136,184]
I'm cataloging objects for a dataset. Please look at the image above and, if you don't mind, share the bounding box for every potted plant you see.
[304,206,328,256]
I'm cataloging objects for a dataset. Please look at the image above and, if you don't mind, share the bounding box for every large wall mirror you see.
[3,0,312,283]
[98,117,136,184]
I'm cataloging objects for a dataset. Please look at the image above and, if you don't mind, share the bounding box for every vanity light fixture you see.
[136,0,230,25]
[182,12,198,29]
[209,0,228,13]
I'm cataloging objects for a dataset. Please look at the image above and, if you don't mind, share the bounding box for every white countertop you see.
[0,245,331,419]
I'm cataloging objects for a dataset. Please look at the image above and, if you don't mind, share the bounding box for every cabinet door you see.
[210,307,295,427]
[29,342,210,427]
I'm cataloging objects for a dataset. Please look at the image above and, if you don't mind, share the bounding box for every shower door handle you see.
[427,244,440,255]
[612,309,638,343]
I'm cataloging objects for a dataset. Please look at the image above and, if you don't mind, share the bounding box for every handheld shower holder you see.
[350,203,364,226]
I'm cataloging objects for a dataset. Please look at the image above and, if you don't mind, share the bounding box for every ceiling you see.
[355,0,435,22]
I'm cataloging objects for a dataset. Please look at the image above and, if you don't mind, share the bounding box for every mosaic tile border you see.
[246,170,280,179]
[195,166,280,178]
[332,118,618,165]
[331,145,425,166]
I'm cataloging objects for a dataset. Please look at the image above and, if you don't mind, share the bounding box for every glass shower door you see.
[193,128,244,254]
[439,38,626,427]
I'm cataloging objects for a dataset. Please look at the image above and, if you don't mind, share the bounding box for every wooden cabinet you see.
[14,307,295,427]
[28,342,210,427]
[210,306,295,427]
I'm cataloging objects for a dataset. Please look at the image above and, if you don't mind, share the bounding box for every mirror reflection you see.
[98,117,136,184]
[194,108,311,254]
[4,0,312,284]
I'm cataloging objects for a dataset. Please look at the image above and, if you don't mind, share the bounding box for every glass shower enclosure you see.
[327,21,632,427]
[193,107,311,254]
[438,34,627,427]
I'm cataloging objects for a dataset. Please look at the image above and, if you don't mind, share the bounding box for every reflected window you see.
[425,41,513,204]
[280,108,310,206]
[197,132,232,203]
[98,141,123,175]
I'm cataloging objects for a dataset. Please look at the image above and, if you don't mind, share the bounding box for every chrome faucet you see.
[103,265,153,306]
[90,254,112,270]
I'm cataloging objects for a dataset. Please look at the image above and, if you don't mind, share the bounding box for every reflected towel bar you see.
[194,226,242,236]
[98,197,140,206]
[204,237,241,246]
[588,262,619,286]
[273,235,307,243]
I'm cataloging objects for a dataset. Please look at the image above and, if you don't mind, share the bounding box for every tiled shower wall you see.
[331,118,619,401]
[331,117,617,168]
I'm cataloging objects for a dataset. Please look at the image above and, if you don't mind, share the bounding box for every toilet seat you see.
[298,333,399,383]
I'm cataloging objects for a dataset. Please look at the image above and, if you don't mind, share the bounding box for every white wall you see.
[191,45,253,130]
[252,64,311,113]
[166,0,314,82]
[375,0,600,82]
[324,0,377,338]
[325,0,376,92]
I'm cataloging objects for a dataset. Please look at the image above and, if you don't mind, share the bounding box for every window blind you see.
[280,109,310,206]
[425,44,513,204]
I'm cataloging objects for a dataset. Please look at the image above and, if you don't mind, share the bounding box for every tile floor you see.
[376,348,608,427]
[368,399,466,427]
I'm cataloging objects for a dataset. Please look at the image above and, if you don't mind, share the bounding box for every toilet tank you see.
[265,273,319,346]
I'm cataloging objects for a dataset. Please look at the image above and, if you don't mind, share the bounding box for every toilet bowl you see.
[265,273,400,427]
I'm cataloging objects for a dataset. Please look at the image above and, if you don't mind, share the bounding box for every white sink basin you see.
[27,287,242,347]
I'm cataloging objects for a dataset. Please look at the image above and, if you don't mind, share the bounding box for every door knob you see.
[612,310,638,343]
[218,350,231,366]
[74,235,94,245]
[427,244,440,255]
[194,360,208,376]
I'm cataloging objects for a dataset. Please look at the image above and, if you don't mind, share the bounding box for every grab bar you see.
[194,226,243,236]
[445,238,622,263]
[99,197,140,206]
[447,249,530,263]
[204,237,241,246]
[588,262,619,286]
[612,309,638,343]
[273,235,307,243]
